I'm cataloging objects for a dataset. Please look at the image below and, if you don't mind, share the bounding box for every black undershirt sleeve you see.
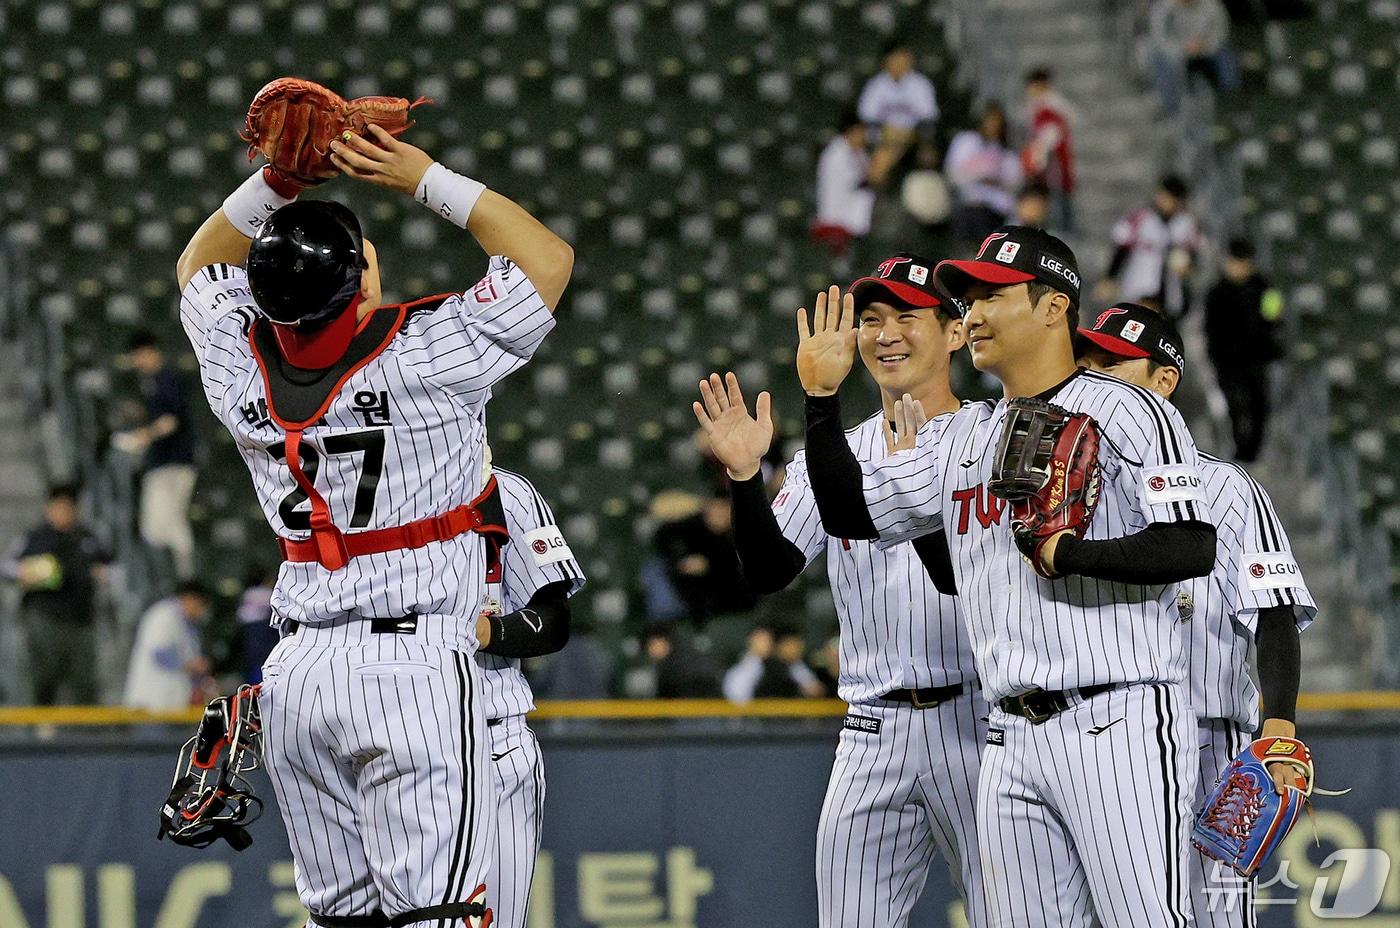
[804,392,880,540]
[911,531,958,596]
[1052,520,1216,584]
[1255,605,1302,723]
[482,580,572,659]
[728,473,808,593]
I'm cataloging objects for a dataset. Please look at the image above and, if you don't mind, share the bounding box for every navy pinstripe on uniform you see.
[856,369,1207,928]
[774,412,989,928]
[1186,454,1315,927]
[182,257,554,923]
[476,467,585,928]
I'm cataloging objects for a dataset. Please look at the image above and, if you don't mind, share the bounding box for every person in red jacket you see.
[1022,68,1076,233]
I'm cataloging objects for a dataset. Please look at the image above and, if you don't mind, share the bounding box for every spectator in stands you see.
[722,624,775,705]
[630,624,721,699]
[529,615,614,700]
[858,40,939,134]
[811,635,841,698]
[859,40,939,189]
[754,627,826,699]
[122,581,214,710]
[2,485,110,705]
[1148,0,1235,116]
[236,565,277,684]
[1015,183,1052,229]
[113,330,197,579]
[652,488,757,625]
[1204,237,1285,461]
[1021,69,1076,232]
[811,111,876,256]
[944,102,1023,243]
[1098,174,1203,318]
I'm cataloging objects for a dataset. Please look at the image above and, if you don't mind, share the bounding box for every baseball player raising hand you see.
[177,86,572,927]
[694,256,990,928]
[800,227,1219,927]
[1077,303,1317,926]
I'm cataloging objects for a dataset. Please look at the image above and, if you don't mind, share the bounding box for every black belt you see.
[487,718,503,727]
[879,682,967,709]
[281,614,420,637]
[997,683,1117,724]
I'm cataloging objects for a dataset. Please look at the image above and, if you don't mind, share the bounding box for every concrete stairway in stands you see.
[976,0,1161,279]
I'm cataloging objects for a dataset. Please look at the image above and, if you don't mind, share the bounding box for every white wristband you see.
[222,168,297,239]
[415,162,486,229]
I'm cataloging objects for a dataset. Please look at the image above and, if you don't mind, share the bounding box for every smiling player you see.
[693,254,989,928]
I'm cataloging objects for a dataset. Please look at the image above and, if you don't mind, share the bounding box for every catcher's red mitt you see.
[987,398,1101,579]
[241,77,429,189]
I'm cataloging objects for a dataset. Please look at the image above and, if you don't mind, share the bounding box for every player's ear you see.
[1040,291,1071,330]
[1155,365,1181,400]
[359,239,381,302]
[943,315,966,352]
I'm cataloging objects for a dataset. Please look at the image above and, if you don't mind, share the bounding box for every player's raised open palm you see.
[693,372,773,481]
[797,285,857,397]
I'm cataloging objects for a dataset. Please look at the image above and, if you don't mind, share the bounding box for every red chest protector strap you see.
[250,295,508,571]
[277,474,509,571]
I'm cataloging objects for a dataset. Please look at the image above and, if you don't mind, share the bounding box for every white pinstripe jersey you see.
[180,257,555,651]
[774,412,976,704]
[862,369,1211,701]
[476,467,586,721]
[1183,453,1315,728]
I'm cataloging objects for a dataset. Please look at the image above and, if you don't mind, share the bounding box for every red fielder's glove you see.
[987,398,1102,578]
[240,77,428,190]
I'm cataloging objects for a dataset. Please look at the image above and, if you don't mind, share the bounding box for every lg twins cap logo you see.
[524,526,573,566]
[1121,320,1146,342]
[1142,465,1206,504]
[875,256,913,279]
[1244,552,1303,591]
[976,232,1010,259]
[1093,307,1129,330]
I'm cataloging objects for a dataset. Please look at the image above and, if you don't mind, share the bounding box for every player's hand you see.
[1037,529,1075,576]
[797,286,857,397]
[329,124,434,197]
[881,393,928,454]
[693,372,774,482]
[1260,718,1304,793]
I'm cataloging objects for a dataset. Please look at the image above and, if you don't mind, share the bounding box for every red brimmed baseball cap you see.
[933,225,1081,305]
[850,252,953,315]
[1077,302,1186,373]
